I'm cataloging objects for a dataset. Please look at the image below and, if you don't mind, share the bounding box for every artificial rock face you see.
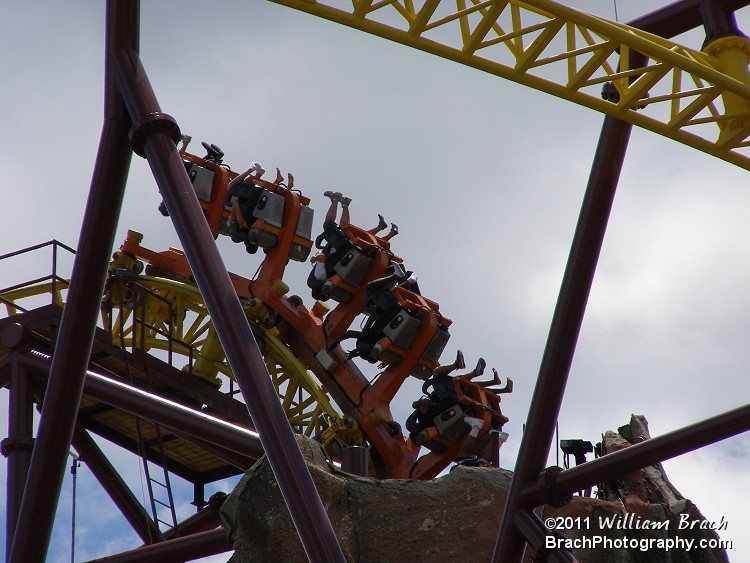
[220,435,513,562]
[220,417,729,563]
[542,415,729,563]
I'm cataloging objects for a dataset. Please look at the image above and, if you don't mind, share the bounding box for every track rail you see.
[270,0,750,168]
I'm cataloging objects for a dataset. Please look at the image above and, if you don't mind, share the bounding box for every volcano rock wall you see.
[219,416,729,562]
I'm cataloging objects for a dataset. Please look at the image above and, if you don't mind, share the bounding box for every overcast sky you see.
[2,1,750,561]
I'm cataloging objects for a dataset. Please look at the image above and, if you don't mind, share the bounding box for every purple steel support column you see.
[492,2,750,558]
[3,357,33,562]
[112,52,346,563]
[492,117,633,563]
[700,0,744,46]
[625,0,750,38]
[489,432,500,468]
[71,422,164,545]
[519,402,750,506]
[341,445,370,476]
[8,3,136,561]
[87,528,231,563]
[193,482,207,511]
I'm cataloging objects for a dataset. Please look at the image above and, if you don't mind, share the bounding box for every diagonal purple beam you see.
[492,114,634,563]
[71,422,165,545]
[85,528,231,563]
[111,38,346,563]
[493,2,750,561]
[518,402,750,506]
[8,3,137,561]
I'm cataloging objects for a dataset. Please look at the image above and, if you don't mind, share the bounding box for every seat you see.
[356,285,451,379]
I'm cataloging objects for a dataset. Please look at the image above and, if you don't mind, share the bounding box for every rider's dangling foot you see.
[388,223,399,237]
[490,368,502,385]
[339,195,352,207]
[377,213,387,230]
[474,357,486,377]
[324,190,342,202]
[455,350,466,370]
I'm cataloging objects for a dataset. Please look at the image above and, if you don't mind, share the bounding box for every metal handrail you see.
[0,241,76,314]
[102,278,198,375]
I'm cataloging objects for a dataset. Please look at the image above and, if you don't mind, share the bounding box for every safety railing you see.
[0,240,76,317]
[100,275,242,396]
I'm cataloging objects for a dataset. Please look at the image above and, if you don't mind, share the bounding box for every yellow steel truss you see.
[1,276,361,447]
[105,276,349,440]
[270,0,750,169]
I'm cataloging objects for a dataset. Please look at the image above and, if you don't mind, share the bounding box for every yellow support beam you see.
[269,0,750,169]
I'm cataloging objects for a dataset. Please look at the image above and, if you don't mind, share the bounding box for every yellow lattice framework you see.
[271,0,750,168]
[103,275,347,441]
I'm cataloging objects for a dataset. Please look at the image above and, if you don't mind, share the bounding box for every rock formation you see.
[220,415,729,562]
[543,415,729,563]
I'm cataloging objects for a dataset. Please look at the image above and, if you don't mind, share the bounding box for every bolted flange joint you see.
[1,323,29,349]
[538,465,572,508]
[128,111,181,158]
[1,436,35,458]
